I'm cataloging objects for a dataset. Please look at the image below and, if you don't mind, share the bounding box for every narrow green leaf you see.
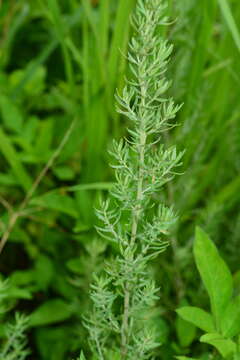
[108,0,135,84]
[81,0,106,85]
[218,0,240,53]
[67,182,114,192]
[200,333,236,358]
[99,0,110,55]
[47,0,74,93]
[79,352,86,360]
[194,227,233,331]
[176,306,215,333]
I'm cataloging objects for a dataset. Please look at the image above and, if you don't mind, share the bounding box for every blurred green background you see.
[0,0,240,359]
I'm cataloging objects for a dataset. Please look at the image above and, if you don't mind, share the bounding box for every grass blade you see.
[218,0,240,53]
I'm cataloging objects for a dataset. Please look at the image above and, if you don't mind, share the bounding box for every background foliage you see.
[0,0,240,359]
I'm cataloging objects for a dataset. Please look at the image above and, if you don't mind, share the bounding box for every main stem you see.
[121,80,147,359]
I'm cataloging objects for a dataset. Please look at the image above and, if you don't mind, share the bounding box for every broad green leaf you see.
[176,314,196,347]
[7,286,32,300]
[194,227,233,330]
[177,306,215,333]
[29,299,73,327]
[66,258,83,275]
[221,295,240,338]
[200,333,236,358]
[53,165,75,180]
[11,269,35,286]
[34,255,54,291]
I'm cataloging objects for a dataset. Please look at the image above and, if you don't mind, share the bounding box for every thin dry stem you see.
[0,120,75,254]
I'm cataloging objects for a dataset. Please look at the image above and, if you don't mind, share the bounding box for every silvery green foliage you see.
[85,0,183,358]
[0,313,30,360]
[0,280,30,360]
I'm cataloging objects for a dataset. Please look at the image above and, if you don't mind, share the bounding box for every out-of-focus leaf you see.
[79,352,86,360]
[7,286,32,300]
[30,191,78,218]
[9,66,46,97]
[35,326,72,360]
[66,258,82,275]
[0,127,32,191]
[194,227,233,331]
[176,307,215,333]
[200,333,236,358]
[68,182,114,191]
[29,299,73,327]
[35,118,53,156]
[53,165,75,180]
[34,255,54,291]
[0,173,18,186]
[221,295,240,338]
[0,94,23,133]
[175,357,198,360]
[218,0,240,53]
[176,315,196,348]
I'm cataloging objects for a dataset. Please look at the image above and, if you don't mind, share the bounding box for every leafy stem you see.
[85,1,183,358]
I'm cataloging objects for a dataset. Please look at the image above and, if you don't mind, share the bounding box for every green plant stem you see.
[121,72,148,359]
[130,132,146,248]
[95,337,104,360]
[121,284,130,358]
